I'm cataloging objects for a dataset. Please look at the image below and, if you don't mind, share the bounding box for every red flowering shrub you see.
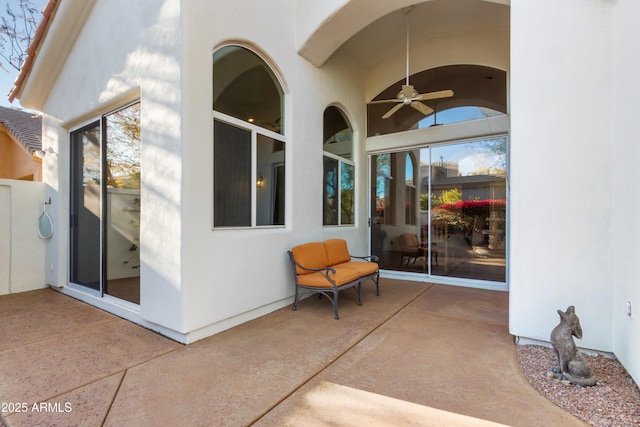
[431,199,506,233]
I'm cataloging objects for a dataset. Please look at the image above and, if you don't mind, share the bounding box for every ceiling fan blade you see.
[417,89,454,101]
[382,103,404,119]
[369,98,403,105]
[410,101,433,116]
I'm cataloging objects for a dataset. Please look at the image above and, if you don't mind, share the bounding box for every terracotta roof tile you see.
[8,0,59,104]
[0,106,42,153]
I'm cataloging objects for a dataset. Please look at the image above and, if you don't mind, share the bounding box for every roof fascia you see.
[12,0,97,110]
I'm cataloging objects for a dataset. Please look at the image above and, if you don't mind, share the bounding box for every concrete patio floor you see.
[0,279,588,426]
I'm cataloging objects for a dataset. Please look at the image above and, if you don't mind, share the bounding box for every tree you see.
[106,102,141,189]
[0,0,39,72]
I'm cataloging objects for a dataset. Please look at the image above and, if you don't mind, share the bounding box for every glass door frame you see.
[68,101,141,304]
[69,119,103,297]
[366,116,510,291]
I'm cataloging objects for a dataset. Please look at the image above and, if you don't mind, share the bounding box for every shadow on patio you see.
[0,279,587,426]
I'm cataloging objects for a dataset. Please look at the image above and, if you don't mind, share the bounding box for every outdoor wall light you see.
[256,174,264,189]
[33,147,56,159]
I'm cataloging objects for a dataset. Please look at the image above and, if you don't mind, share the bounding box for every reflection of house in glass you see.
[370,138,507,283]
[425,160,506,250]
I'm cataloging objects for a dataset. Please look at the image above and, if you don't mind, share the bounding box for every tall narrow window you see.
[213,45,285,228]
[405,153,416,225]
[70,122,102,290]
[373,153,394,226]
[323,106,354,226]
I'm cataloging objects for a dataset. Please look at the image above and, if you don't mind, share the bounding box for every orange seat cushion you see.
[324,239,352,265]
[297,268,361,288]
[334,261,378,277]
[291,242,329,275]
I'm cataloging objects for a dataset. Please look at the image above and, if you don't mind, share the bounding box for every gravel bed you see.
[517,345,640,426]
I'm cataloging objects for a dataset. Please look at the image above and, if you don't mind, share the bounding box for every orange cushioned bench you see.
[287,239,380,319]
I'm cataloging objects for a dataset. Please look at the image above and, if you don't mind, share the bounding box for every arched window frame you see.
[322,105,355,226]
[212,44,286,229]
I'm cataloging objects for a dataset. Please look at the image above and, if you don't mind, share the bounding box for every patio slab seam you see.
[247,283,434,425]
[0,317,184,424]
[63,341,184,402]
[101,368,128,426]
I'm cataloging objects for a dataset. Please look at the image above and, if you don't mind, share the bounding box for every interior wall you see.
[509,0,615,352]
[611,0,640,385]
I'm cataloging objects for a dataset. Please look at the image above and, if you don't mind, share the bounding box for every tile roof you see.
[0,106,42,153]
[8,0,59,104]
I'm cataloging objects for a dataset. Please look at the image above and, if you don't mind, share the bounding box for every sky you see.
[0,0,48,109]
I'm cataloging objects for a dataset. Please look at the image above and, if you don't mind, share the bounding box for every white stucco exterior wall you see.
[180,0,370,338]
[30,0,512,342]
[510,0,615,351]
[21,0,638,384]
[38,0,185,334]
[611,0,640,385]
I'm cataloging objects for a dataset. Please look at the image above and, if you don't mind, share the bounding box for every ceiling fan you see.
[369,7,454,119]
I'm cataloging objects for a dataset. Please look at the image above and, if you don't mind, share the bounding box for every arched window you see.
[323,106,354,226]
[213,45,285,227]
[367,65,506,136]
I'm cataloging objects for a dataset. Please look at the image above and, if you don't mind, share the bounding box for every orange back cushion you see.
[291,242,329,275]
[399,233,419,248]
[324,239,351,265]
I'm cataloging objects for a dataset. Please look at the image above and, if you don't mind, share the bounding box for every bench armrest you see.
[351,254,379,263]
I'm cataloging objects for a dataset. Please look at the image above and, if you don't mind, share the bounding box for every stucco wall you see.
[39,0,185,332]
[35,0,511,342]
[179,0,510,338]
[611,0,640,385]
[29,0,638,385]
[0,179,46,295]
[180,0,370,338]
[510,0,615,351]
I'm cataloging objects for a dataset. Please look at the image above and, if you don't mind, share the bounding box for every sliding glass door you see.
[371,137,507,284]
[70,102,141,303]
[70,122,102,290]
